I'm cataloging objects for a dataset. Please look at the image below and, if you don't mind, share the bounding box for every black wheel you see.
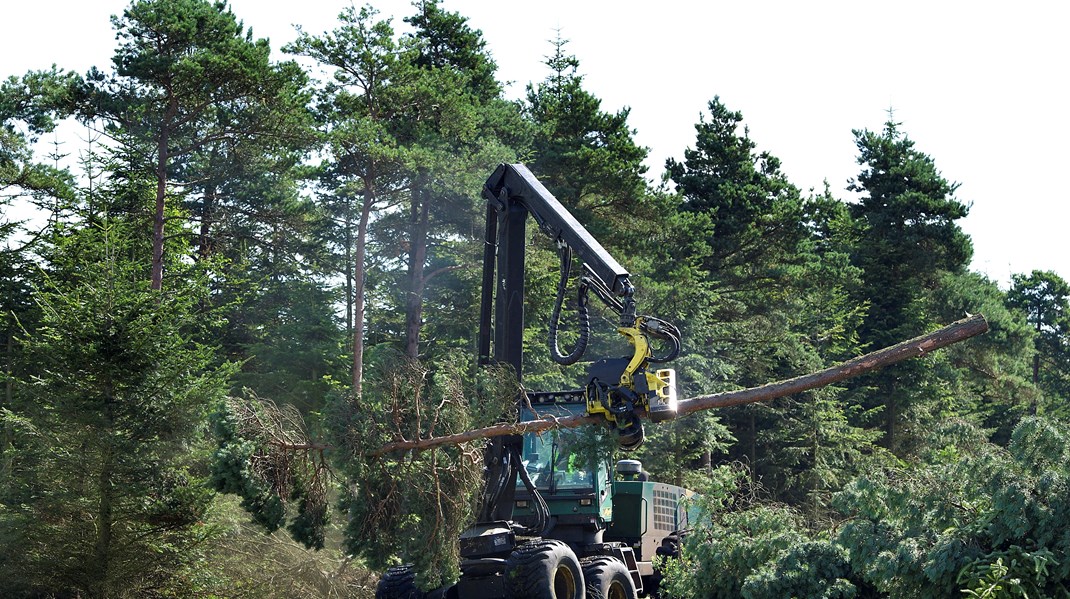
[649,533,683,598]
[583,557,636,599]
[505,539,584,599]
[376,565,426,599]
[656,534,682,559]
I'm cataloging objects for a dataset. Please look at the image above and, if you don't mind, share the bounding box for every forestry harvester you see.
[376,164,695,599]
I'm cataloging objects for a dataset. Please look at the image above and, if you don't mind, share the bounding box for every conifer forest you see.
[3,1,1070,598]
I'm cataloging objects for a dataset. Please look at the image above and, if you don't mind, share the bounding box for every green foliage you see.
[667,417,1070,599]
[662,503,808,599]
[0,67,81,135]
[0,220,233,597]
[1007,270,1070,410]
[833,417,1070,597]
[958,548,1059,598]
[335,350,517,590]
[742,541,857,599]
[83,0,315,290]
[516,37,660,393]
[848,119,973,319]
[95,0,298,145]
[404,0,500,99]
[668,96,804,274]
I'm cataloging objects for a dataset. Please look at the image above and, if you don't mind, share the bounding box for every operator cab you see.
[521,430,598,492]
[512,398,699,572]
[513,400,614,546]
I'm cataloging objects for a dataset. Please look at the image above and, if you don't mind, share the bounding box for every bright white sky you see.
[3,0,1068,288]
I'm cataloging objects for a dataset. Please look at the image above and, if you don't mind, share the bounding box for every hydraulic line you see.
[548,245,591,365]
[479,438,513,521]
[513,447,551,536]
[640,315,683,363]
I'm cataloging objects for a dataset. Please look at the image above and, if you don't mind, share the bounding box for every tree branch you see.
[370,313,989,456]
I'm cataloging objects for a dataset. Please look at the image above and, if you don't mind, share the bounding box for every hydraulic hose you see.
[479,438,513,522]
[548,245,590,365]
[641,316,683,363]
[513,447,552,537]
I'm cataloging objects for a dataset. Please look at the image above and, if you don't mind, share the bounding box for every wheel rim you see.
[607,580,627,599]
[552,564,577,598]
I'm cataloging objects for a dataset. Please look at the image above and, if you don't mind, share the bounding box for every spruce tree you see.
[524,34,649,235]
[847,117,972,452]
[0,220,233,596]
[520,35,657,391]
[667,99,869,498]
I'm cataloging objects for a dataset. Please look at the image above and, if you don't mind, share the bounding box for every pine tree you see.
[287,5,415,397]
[1007,270,1070,413]
[667,96,807,287]
[392,0,524,360]
[83,0,310,290]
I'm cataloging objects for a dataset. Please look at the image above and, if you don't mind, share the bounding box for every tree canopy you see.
[0,2,1065,597]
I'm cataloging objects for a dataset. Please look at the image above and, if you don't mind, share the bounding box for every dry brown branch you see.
[370,313,989,456]
[224,394,333,517]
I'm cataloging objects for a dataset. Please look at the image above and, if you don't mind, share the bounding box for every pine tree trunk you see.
[352,183,374,401]
[3,318,10,408]
[151,95,177,291]
[198,184,216,260]
[405,187,430,359]
[1,323,12,494]
[344,200,353,343]
[151,132,168,290]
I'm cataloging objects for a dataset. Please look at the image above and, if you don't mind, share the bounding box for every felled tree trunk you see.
[371,314,989,456]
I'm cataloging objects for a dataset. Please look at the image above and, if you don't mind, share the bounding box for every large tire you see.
[583,557,636,599]
[376,565,426,599]
[505,539,585,599]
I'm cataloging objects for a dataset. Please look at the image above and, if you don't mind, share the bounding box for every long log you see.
[371,313,989,456]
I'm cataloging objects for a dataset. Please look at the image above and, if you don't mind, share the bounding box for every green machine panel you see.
[605,481,696,562]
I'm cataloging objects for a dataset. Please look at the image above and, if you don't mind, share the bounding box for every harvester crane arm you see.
[482,163,635,312]
[478,163,679,372]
